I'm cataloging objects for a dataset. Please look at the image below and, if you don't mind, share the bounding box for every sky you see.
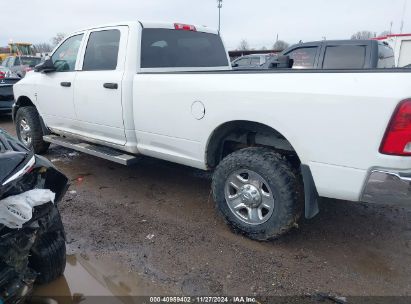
[3,0,411,50]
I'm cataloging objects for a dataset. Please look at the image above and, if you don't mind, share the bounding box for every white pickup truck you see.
[12,21,411,240]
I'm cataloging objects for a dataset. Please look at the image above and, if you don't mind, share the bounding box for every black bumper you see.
[0,78,19,113]
[0,100,14,113]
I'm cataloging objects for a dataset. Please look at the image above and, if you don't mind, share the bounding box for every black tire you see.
[29,231,66,284]
[212,147,303,240]
[15,106,50,154]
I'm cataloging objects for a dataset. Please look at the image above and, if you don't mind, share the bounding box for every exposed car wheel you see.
[29,230,66,284]
[212,147,303,240]
[15,106,50,154]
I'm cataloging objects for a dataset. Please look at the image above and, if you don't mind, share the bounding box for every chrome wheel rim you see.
[19,119,32,146]
[224,169,275,225]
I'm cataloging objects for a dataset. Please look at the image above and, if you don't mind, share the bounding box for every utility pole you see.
[217,0,223,34]
[400,0,407,34]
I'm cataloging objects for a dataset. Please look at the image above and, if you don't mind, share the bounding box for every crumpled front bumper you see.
[361,169,411,206]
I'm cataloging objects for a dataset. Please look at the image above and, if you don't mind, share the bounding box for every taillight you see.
[380,99,411,156]
[174,23,196,31]
[0,71,4,79]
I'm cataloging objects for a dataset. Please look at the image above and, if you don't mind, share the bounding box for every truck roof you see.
[72,20,218,35]
[293,39,378,45]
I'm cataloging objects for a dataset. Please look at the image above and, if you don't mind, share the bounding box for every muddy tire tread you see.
[212,147,303,240]
[15,106,50,154]
[29,232,66,284]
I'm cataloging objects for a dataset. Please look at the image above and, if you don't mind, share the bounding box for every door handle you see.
[60,82,71,87]
[103,83,118,89]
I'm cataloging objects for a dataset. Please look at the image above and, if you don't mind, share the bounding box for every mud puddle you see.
[30,254,169,303]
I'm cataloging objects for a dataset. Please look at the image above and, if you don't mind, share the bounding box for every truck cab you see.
[13,21,231,152]
[282,40,395,69]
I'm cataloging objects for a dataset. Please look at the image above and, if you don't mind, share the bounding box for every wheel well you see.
[206,121,300,169]
[207,121,320,220]
[13,96,35,120]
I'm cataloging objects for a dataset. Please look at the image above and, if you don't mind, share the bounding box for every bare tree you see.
[379,30,391,37]
[350,31,376,40]
[33,43,53,53]
[273,40,289,51]
[51,33,66,47]
[238,39,250,51]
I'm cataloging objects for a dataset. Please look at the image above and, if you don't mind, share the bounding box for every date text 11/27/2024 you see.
[149,297,257,303]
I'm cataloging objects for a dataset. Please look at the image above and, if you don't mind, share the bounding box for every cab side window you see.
[234,58,251,67]
[250,57,261,66]
[322,45,366,69]
[286,47,318,69]
[83,30,120,71]
[51,34,84,72]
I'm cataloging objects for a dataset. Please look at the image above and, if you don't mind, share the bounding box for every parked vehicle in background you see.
[231,54,274,69]
[232,54,293,70]
[12,21,411,241]
[0,69,20,114]
[373,33,411,67]
[0,129,69,303]
[0,66,19,79]
[0,42,36,63]
[1,56,41,77]
[0,67,11,79]
[282,40,395,69]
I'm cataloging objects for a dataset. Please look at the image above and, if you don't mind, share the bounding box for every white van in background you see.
[374,33,411,67]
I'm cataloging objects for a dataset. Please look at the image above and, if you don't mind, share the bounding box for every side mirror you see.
[34,58,56,73]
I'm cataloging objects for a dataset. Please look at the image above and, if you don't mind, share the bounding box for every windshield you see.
[16,57,41,67]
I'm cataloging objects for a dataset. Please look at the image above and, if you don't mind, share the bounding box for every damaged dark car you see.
[0,128,69,303]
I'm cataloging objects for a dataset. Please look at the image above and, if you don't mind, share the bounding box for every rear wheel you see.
[212,147,303,240]
[15,106,50,154]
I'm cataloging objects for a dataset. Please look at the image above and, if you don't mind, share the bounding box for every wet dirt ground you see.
[1,115,411,299]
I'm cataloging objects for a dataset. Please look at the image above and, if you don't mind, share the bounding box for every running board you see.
[43,135,139,166]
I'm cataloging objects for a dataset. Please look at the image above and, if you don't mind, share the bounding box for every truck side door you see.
[283,44,321,69]
[36,34,85,131]
[73,26,128,146]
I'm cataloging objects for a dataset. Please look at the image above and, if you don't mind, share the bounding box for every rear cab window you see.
[140,28,229,71]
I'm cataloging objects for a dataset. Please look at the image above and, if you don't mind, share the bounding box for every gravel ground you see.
[1,114,411,298]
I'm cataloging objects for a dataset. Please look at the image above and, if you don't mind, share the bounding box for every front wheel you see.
[15,106,50,154]
[212,147,303,240]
